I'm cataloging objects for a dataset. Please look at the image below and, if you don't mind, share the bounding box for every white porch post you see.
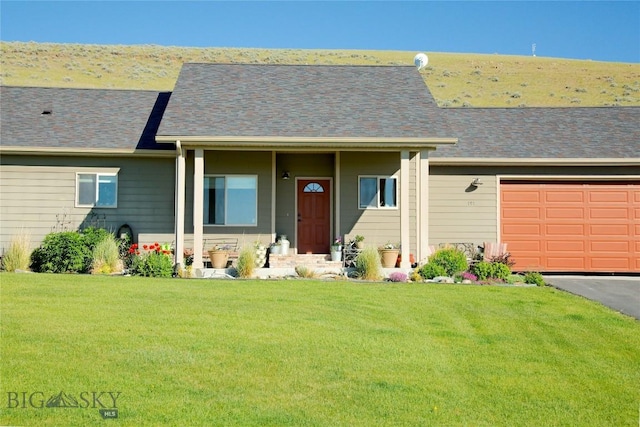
[271,151,277,241]
[400,150,411,268]
[418,149,430,263]
[334,151,341,239]
[174,141,186,268]
[192,148,204,269]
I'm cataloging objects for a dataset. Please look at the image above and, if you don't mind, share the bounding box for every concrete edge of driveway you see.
[544,275,640,321]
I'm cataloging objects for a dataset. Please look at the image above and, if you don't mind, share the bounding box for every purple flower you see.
[388,272,408,282]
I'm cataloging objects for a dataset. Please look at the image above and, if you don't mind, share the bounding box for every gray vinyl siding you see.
[340,152,401,247]
[0,155,175,252]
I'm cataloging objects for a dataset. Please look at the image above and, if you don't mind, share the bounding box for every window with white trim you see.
[359,176,397,209]
[204,175,257,225]
[76,173,118,208]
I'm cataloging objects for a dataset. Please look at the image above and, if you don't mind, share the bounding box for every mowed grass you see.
[1,273,639,426]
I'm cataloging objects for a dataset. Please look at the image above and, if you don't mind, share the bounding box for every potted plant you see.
[270,241,282,255]
[331,237,342,262]
[354,235,365,249]
[208,245,230,269]
[379,242,399,268]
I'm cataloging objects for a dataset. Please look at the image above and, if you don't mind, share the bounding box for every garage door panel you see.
[589,207,629,219]
[546,207,585,219]
[546,191,583,203]
[590,241,630,253]
[546,224,584,236]
[589,191,630,203]
[546,240,585,252]
[590,224,629,236]
[502,191,540,203]
[501,181,639,273]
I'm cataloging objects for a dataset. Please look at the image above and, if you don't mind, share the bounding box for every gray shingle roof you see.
[157,63,450,139]
[432,106,640,158]
[1,86,172,151]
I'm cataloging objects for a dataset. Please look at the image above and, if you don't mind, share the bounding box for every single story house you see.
[1,63,638,273]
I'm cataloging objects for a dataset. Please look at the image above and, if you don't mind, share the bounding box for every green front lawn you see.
[1,273,638,426]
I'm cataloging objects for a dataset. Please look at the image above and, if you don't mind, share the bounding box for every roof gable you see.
[157,63,450,139]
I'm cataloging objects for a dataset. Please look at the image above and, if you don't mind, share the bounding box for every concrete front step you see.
[268,253,342,269]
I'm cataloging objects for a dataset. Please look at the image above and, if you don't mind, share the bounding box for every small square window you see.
[76,173,118,208]
[359,176,397,209]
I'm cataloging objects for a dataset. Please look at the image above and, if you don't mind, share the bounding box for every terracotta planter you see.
[355,241,365,249]
[208,250,229,269]
[379,249,399,268]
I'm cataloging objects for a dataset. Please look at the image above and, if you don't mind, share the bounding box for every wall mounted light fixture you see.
[282,171,290,180]
[471,178,483,186]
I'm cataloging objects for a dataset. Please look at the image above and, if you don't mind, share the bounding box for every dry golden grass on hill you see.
[1,41,639,107]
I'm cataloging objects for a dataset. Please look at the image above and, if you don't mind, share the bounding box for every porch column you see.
[174,141,186,269]
[192,148,204,269]
[334,152,341,239]
[400,150,411,268]
[418,150,430,263]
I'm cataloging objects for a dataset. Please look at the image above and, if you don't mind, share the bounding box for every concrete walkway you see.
[545,275,640,320]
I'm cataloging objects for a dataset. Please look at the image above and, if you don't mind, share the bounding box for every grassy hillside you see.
[1,41,639,107]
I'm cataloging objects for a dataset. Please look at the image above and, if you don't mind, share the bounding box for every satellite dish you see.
[414,53,428,70]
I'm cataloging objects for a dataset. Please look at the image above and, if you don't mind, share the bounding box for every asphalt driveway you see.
[545,275,640,320]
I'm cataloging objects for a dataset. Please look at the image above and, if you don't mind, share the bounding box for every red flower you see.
[143,244,149,250]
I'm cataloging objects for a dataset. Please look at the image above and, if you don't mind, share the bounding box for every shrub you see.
[2,230,32,272]
[429,248,468,276]
[354,246,382,281]
[419,263,447,280]
[91,234,122,274]
[492,262,511,281]
[129,243,173,278]
[295,266,317,279]
[524,271,546,287]
[236,245,256,278]
[388,272,408,282]
[31,231,89,273]
[471,261,493,281]
[471,261,512,281]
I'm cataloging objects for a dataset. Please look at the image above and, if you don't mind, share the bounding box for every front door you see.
[297,179,331,254]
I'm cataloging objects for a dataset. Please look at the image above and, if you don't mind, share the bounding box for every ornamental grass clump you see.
[91,234,123,274]
[2,230,32,272]
[354,246,382,281]
[235,245,256,278]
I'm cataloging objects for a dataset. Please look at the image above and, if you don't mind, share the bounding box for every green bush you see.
[492,262,511,281]
[471,261,494,281]
[429,248,468,276]
[80,227,113,272]
[471,261,512,281]
[419,263,448,279]
[524,271,546,286]
[2,230,32,272]
[354,246,382,281]
[129,243,173,278]
[236,245,256,278]
[31,231,90,273]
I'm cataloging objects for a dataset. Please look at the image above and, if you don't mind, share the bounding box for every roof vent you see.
[41,109,52,115]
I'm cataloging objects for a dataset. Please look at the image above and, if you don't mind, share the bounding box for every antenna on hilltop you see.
[532,43,536,57]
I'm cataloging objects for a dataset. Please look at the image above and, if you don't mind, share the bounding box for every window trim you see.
[358,175,398,210]
[75,172,118,208]
[203,174,258,226]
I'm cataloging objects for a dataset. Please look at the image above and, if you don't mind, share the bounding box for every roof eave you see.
[0,146,176,158]
[155,135,458,151]
[430,157,640,166]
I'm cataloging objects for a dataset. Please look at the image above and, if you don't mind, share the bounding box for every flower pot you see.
[331,246,342,262]
[208,250,229,269]
[379,249,399,268]
[355,241,365,249]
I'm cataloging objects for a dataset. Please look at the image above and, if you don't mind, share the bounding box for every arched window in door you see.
[303,182,325,193]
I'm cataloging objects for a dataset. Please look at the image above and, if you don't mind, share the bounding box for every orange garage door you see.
[501,181,640,273]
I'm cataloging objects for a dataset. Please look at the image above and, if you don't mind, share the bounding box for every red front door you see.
[297,179,331,254]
